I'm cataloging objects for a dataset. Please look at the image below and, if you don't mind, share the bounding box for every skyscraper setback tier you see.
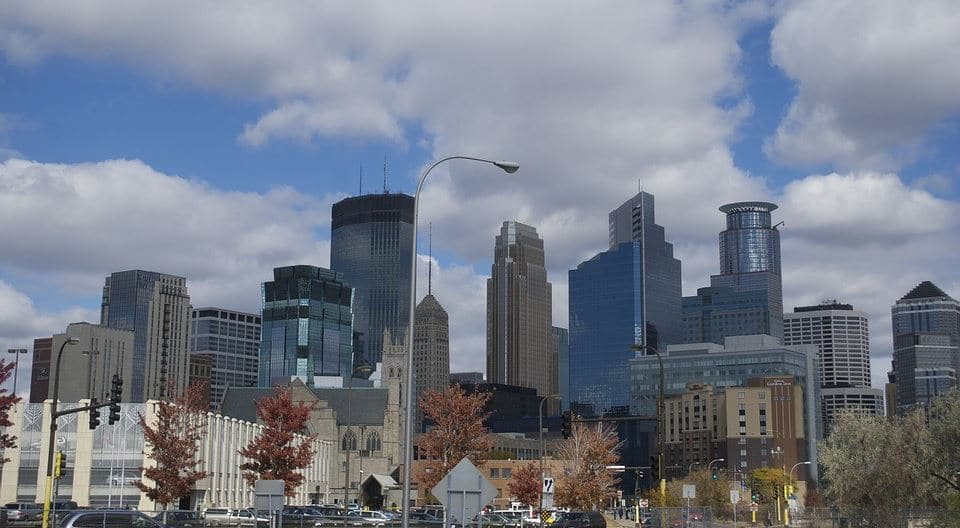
[100,270,191,402]
[330,193,414,372]
[486,221,556,412]
[413,292,450,432]
[258,265,354,387]
[784,302,883,434]
[890,281,960,413]
[682,202,783,343]
[191,307,261,411]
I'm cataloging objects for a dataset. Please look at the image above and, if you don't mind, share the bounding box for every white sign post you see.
[681,485,695,528]
[730,489,740,527]
[542,478,555,509]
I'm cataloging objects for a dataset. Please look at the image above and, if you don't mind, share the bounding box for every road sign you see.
[730,489,740,504]
[750,502,759,512]
[431,458,498,525]
[542,477,555,493]
[682,484,696,499]
[638,499,649,508]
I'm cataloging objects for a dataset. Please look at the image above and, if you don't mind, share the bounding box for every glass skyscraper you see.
[683,202,783,343]
[100,270,191,402]
[568,191,681,416]
[258,265,354,387]
[890,281,960,412]
[330,193,414,371]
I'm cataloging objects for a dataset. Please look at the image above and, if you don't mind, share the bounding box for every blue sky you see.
[1,1,958,387]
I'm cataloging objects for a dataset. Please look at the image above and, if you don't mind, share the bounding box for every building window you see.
[490,468,500,479]
[342,430,357,451]
[366,432,382,452]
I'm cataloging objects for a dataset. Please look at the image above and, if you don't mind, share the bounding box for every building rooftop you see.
[900,281,954,302]
[220,384,388,426]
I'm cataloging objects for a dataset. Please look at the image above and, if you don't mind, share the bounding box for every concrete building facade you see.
[48,323,135,404]
[413,291,449,433]
[190,307,261,410]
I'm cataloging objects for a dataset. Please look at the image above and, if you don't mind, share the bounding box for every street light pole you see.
[400,157,519,528]
[538,394,560,516]
[6,348,28,397]
[41,336,80,528]
[630,344,664,502]
[785,461,810,527]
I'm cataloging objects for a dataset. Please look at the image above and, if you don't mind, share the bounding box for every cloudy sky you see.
[1,1,958,394]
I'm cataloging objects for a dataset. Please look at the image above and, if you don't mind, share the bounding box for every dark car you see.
[153,511,203,528]
[281,507,326,527]
[550,511,606,528]
[59,510,169,528]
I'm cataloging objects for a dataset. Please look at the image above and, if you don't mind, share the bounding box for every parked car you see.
[153,511,204,528]
[346,511,390,524]
[549,511,606,528]
[58,510,169,528]
[203,509,270,528]
[281,507,326,527]
[408,511,443,525]
[3,502,41,522]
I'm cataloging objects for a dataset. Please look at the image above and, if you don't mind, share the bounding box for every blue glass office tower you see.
[101,270,191,402]
[890,281,960,412]
[258,265,354,387]
[553,326,570,411]
[331,193,414,371]
[683,202,783,343]
[568,191,681,416]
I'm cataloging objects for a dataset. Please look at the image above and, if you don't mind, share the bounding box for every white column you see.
[0,402,25,502]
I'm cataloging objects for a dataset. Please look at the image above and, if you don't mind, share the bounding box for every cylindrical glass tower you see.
[718,201,781,276]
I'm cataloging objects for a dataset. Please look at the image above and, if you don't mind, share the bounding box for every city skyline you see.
[1,2,959,393]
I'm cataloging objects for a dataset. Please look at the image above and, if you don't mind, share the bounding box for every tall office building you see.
[683,202,783,343]
[28,337,52,403]
[784,302,883,432]
[100,270,191,402]
[890,281,960,413]
[258,265,354,387]
[41,323,135,404]
[569,191,681,415]
[330,193,414,372]
[552,326,569,411]
[190,307,262,410]
[486,221,556,411]
[412,276,450,432]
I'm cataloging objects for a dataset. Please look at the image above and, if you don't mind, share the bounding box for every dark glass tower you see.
[330,193,414,371]
[569,191,681,416]
[890,281,960,412]
[258,265,354,387]
[684,202,783,343]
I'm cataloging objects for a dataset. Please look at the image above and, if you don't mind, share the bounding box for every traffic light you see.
[88,398,101,430]
[561,411,572,439]
[751,492,758,501]
[53,451,66,479]
[650,456,660,481]
[108,374,123,425]
[711,470,718,480]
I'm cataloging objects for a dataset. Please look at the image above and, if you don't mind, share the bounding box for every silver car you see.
[58,511,168,528]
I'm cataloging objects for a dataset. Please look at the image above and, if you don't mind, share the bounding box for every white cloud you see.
[766,0,960,168]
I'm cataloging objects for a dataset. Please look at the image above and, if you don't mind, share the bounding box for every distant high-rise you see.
[28,337,52,403]
[486,221,556,411]
[413,273,450,432]
[47,323,135,404]
[569,191,682,416]
[100,270,191,401]
[890,281,960,413]
[784,301,883,432]
[683,202,783,343]
[552,326,569,411]
[330,193,414,372]
[190,307,262,410]
[258,265,354,387]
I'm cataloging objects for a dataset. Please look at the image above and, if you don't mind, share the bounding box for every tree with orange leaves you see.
[416,384,493,492]
[239,387,317,497]
[0,360,21,465]
[554,421,621,510]
[508,461,541,506]
[135,381,209,508]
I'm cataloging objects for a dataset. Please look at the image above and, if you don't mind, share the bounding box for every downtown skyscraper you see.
[412,266,450,432]
[190,307,261,410]
[100,270,192,402]
[486,221,556,411]
[568,190,681,415]
[682,201,784,343]
[330,193,414,372]
[258,265,354,387]
[890,281,960,413]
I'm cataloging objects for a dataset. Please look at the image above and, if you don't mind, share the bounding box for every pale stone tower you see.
[381,329,405,467]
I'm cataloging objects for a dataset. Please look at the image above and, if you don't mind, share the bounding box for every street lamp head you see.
[493,160,520,174]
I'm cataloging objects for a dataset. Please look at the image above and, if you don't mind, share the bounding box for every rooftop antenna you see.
[359,162,363,196]
[428,222,433,295]
[383,156,389,194]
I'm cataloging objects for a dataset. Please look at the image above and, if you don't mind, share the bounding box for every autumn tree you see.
[554,422,621,510]
[0,360,22,465]
[508,462,541,506]
[136,381,209,508]
[416,385,493,492]
[239,387,317,497]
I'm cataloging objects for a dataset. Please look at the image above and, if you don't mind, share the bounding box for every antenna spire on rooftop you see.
[383,155,389,194]
[428,222,433,295]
